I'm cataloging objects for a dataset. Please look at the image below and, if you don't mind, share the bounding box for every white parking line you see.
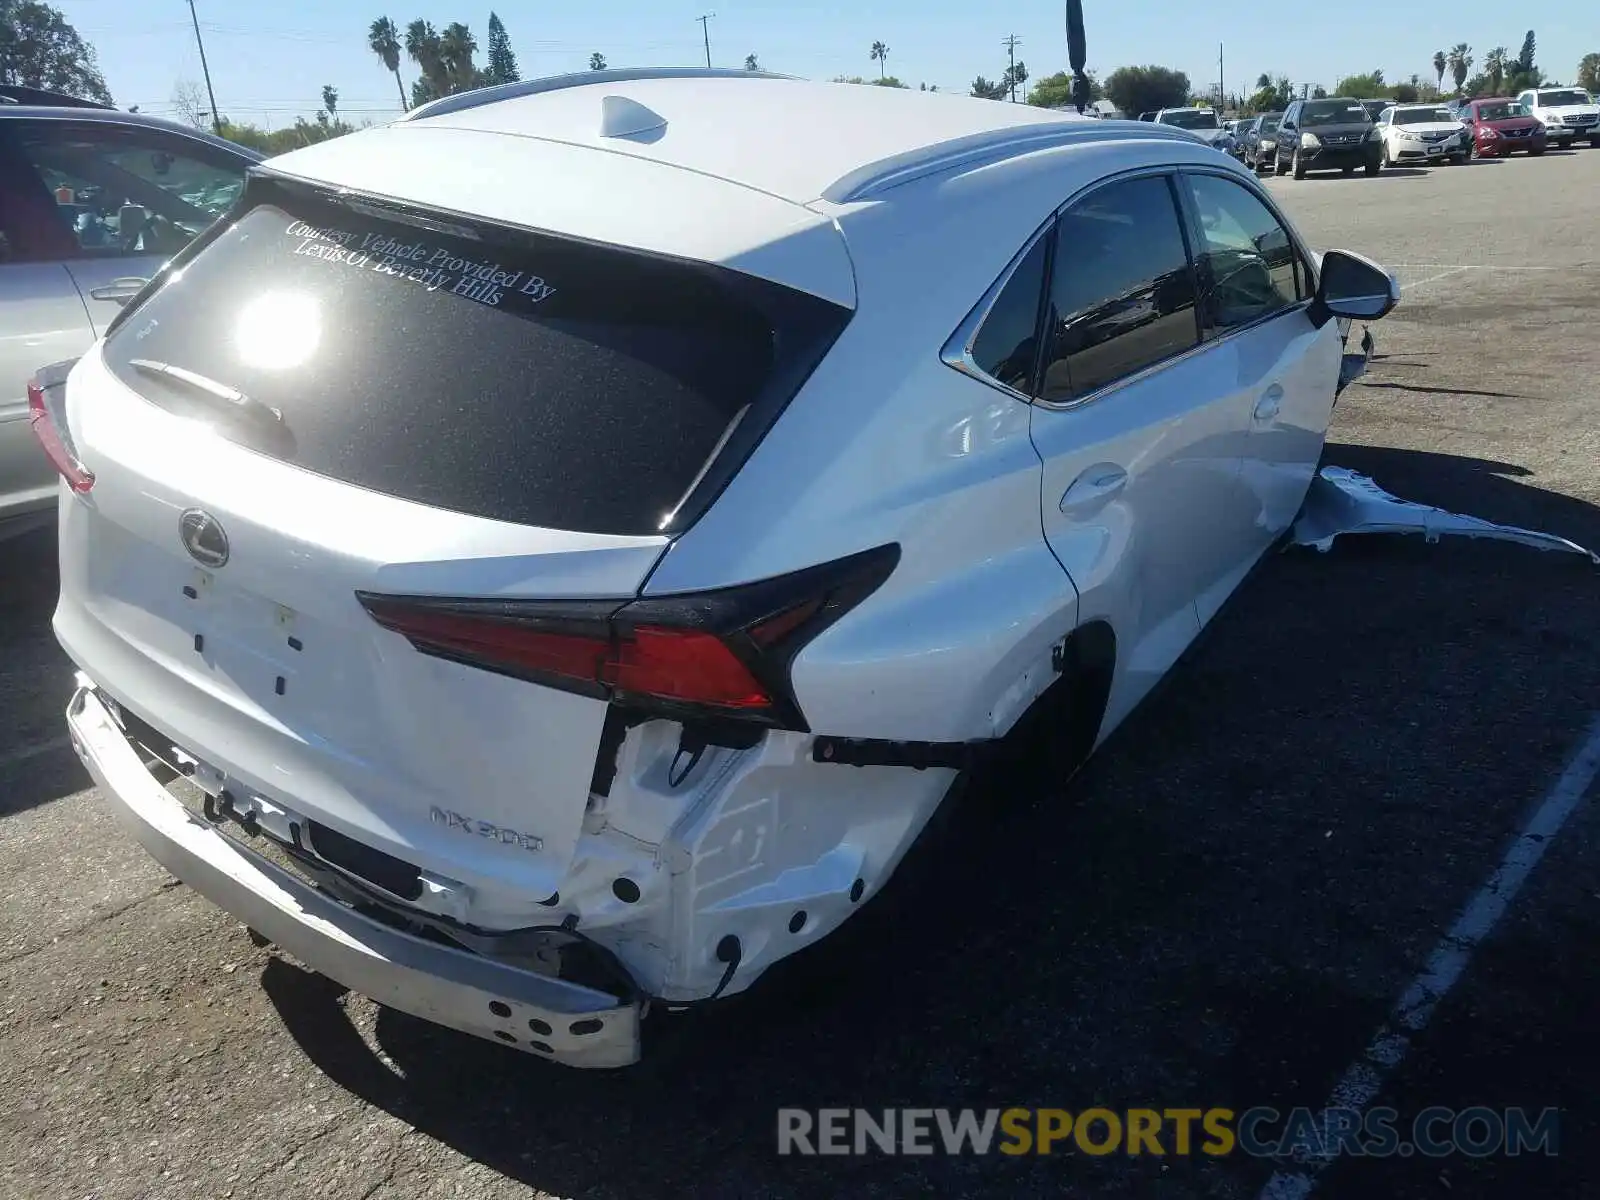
[1402,265,1471,292]
[1257,712,1600,1200]
[0,735,71,772]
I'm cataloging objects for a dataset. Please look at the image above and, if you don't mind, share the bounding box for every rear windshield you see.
[1158,110,1219,129]
[103,179,848,536]
[1300,101,1370,127]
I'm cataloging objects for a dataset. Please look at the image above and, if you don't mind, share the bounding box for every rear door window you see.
[102,178,849,535]
[1037,174,1199,402]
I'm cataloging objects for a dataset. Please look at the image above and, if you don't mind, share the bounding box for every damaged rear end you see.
[52,139,868,1065]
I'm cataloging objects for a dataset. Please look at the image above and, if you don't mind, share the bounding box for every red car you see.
[1460,97,1548,157]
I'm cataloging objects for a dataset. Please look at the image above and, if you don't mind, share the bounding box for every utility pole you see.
[1002,34,1021,101]
[697,13,714,69]
[185,0,222,135]
[1218,42,1224,111]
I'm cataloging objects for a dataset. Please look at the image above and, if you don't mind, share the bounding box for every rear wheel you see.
[1292,148,1306,179]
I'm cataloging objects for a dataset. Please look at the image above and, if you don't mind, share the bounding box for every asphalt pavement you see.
[2,145,1598,1200]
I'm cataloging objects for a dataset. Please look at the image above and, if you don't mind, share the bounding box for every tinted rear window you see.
[104,179,847,535]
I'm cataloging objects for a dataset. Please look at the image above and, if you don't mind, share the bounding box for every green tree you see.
[969,75,1008,99]
[1391,82,1419,103]
[744,53,758,71]
[1578,53,1600,93]
[1027,69,1101,108]
[1516,31,1536,75]
[1102,65,1191,117]
[589,52,606,70]
[870,40,889,80]
[1333,69,1386,97]
[1433,49,1447,92]
[0,0,113,103]
[1448,43,1473,94]
[485,12,518,84]
[368,17,408,111]
[1245,74,1293,112]
[1311,85,1327,98]
[1003,61,1028,102]
[320,84,338,120]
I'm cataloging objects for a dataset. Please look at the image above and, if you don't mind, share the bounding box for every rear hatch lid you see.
[56,163,852,898]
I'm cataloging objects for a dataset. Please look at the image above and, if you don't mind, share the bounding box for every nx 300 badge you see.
[429,805,544,852]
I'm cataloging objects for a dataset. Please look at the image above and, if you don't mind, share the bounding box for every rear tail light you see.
[27,366,92,493]
[357,544,899,730]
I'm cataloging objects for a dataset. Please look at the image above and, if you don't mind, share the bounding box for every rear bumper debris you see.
[1291,467,1600,564]
[67,680,642,1068]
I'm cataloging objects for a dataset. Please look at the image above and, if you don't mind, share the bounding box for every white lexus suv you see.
[42,69,1396,1068]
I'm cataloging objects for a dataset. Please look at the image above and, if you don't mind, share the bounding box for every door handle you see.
[1253,384,1284,422]
[88,277,148,305]
[1060,464,1128,514]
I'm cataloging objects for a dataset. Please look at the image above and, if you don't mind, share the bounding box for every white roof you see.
[404,74,1095,206]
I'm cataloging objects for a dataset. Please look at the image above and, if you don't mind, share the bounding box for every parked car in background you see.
[1517,87,1600,148]
[0,96,259,538]
[42,68,1395,1067]
[1153,107,1236,155]
[1138,111,1157,121]
[1375,103,1470,166]
[1458,97,1547,157]
[1241,111,1283,172]
[1275,96,1383,177]
[1359,99,1392,123]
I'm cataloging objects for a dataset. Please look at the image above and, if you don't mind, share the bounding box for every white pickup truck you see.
[1516,87,1600,149]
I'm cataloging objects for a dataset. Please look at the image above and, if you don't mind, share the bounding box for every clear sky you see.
[58,0,1597,128]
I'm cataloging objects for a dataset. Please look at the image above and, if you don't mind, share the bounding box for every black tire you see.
[1292,148,1306,179]
[1381,143,1392,168]
[1274,153,1288,176]
[1530,145,1546,156]
[1590,137,1600,149]
[1364,161,1380,176]
[1341,165,1355,175]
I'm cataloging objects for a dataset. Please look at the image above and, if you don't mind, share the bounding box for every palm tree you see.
[1256,72,1271,89]
[589,52,606,71]
[405,19,445,100]
[745,53,759,71]
[1483,46,1507,93]
[439,22,479,92]
[870,40,889,81]
[1433,49,1447,92]
[369,16,407,111]
[1447,43,1473,94]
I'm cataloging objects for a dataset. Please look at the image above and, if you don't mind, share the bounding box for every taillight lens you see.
[28,379,94,493]
[357,544,899,730]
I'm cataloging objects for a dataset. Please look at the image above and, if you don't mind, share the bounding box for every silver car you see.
[0,93,260,537]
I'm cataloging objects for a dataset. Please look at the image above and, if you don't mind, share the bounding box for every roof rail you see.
[398,67,795,123]
[0,84,115,110]
[822,120,1203,205]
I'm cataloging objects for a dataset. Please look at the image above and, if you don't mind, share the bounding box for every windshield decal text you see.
[283,220,556,308]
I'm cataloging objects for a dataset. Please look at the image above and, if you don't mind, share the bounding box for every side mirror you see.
[1314,248,1399,322]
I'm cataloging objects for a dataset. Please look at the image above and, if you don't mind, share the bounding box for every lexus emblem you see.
[178,508,229,568]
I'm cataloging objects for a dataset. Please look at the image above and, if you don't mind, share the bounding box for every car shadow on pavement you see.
[259,443,1600,1200]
